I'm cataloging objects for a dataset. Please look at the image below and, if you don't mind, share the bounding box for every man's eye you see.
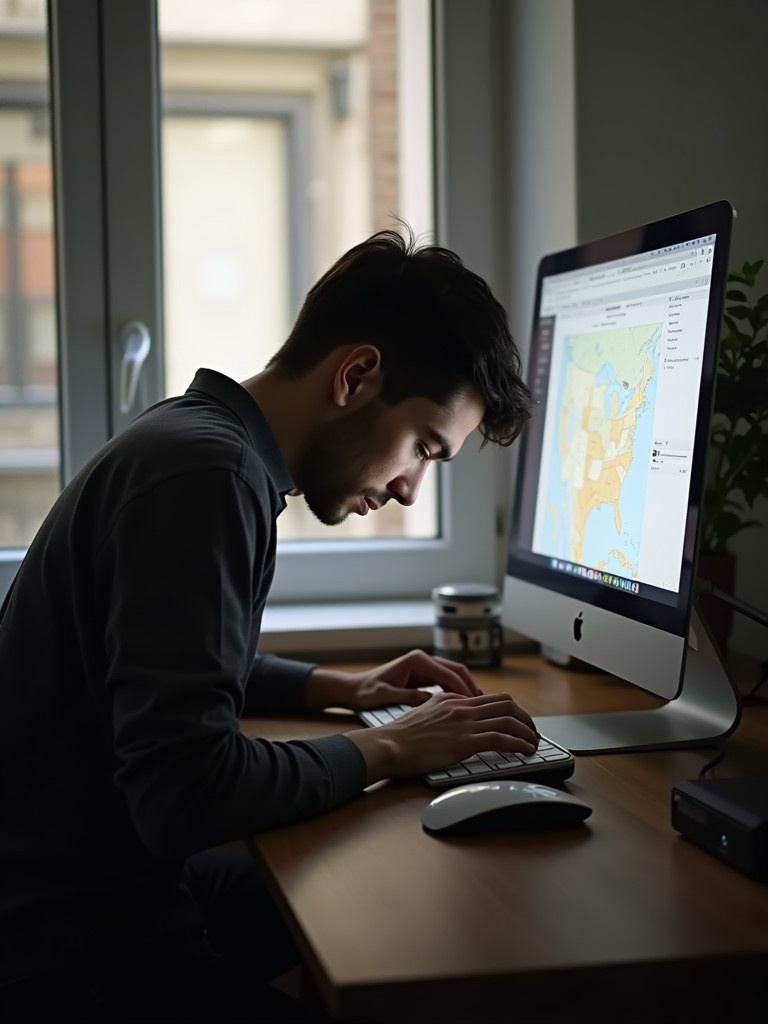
[416,444,431,462]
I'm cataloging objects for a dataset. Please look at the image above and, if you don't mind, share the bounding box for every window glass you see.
[158,0,436,542]
[0,0,58,549]
[161,115,290,396]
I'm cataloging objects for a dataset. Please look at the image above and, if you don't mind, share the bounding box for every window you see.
[0,0,504,611]
[0,18,58,554]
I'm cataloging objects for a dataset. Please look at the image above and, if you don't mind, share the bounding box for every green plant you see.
[701,259,768,554]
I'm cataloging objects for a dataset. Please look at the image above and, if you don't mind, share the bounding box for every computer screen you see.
[502,200,741,753]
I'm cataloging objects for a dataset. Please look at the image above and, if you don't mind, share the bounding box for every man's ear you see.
[332,345,382,407]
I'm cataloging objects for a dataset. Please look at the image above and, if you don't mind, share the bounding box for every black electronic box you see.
[671,776,768,881]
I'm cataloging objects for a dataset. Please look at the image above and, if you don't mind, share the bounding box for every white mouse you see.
[421,780,593,836]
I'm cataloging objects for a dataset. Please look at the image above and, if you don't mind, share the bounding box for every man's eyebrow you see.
[426,428,454,461]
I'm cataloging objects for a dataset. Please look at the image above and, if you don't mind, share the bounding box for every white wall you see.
[438,0,577,588]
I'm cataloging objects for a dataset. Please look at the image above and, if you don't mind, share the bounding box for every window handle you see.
[119,320,152,413]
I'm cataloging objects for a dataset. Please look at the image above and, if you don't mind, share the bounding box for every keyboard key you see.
[478,751,513,769]
[370,709,397,725]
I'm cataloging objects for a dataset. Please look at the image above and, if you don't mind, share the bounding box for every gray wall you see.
[573,0,768,656]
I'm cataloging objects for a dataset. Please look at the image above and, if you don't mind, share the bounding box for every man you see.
[0,228,534,1021]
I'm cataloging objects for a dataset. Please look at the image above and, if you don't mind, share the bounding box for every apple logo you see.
[573,612,584,642]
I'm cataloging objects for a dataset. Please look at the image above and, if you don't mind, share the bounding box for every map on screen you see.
[535,323,661,580]
[526,234,717,597]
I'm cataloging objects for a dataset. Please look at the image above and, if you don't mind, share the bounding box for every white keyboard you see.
[358,696,575,789]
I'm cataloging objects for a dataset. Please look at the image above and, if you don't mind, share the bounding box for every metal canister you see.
[431,582,502,667]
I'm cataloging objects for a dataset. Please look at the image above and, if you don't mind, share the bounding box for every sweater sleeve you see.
[243,653,316,714]
[96,469,368,860]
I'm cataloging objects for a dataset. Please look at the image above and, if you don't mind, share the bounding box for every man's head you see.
[292,365,486,525]
[267,227,531,449]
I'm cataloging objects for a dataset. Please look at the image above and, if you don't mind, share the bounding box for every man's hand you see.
[346,690,539,785]
[305,649,481,712]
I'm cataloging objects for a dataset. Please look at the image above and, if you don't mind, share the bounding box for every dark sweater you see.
[0,369,366,985]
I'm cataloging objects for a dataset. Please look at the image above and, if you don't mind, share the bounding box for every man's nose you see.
[389,463,428,506]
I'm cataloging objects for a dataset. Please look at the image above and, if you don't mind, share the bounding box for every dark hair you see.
[268,227,531,446]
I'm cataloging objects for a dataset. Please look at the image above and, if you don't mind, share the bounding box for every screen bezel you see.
[506,199,734,648]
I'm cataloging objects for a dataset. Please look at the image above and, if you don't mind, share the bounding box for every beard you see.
[293,400,390,526]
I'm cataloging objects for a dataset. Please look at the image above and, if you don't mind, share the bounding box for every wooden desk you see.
[244,653,768,1023]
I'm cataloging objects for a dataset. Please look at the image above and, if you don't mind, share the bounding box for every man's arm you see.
[97,470,367,856]
[243,652,316,715]
[245,649,538,788]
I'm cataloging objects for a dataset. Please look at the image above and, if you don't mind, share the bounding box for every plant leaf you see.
[704,256,767,553]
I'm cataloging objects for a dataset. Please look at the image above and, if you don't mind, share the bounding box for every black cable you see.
[695,577,768,629]
[698,749,725,778]
[695,577,768,704]
[678,583,767,783]
[742,658,768,706]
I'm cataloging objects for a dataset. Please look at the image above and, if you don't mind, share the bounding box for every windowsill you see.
[260,599,530,662]
[260,599,435,659]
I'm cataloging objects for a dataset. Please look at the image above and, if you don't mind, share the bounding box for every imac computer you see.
[502,199,741,754]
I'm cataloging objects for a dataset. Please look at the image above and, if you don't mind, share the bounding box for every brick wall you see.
[369,0,399,230]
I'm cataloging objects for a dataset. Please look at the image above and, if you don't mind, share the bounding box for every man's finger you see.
[402,654,479,696]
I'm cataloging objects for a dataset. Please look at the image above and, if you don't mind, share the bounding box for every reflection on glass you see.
[158,0,436,541]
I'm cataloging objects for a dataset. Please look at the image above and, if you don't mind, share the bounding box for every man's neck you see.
[240,367,318,478]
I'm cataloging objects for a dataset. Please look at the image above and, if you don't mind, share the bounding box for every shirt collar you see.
[186,367,295,497]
